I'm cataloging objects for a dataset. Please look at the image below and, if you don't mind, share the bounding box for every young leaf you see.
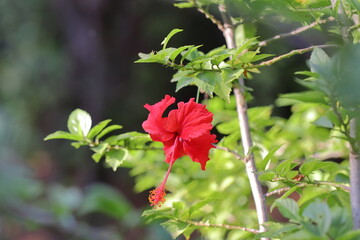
[67,109,92,137]
[161,29,183,50]
[259,144,284,171]
[87,119,112,140]
[96,125,123,141]
[161,220,190,239]
[44,131,83,141]
[105,149,128,171]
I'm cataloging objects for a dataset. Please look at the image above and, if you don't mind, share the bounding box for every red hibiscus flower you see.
[142,95,217,207]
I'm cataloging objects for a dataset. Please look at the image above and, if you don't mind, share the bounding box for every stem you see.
[218,4,269,237]
[350,119,360,229]
[183,219,261,233]
[258,17,335,47]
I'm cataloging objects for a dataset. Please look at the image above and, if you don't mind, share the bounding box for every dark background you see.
[0,0,326,239]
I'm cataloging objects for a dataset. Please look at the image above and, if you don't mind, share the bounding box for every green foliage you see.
[136,31,270,101]
[45,109,149,171]
[45,0,360,239]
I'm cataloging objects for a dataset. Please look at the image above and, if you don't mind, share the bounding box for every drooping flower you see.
[142,95,217,207]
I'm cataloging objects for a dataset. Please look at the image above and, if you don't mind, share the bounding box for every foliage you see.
[45,0,360,239]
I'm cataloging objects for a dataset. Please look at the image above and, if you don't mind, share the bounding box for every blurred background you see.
[0,0,325,239]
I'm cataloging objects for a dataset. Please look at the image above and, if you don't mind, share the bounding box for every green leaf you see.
[44,130,83,141]
[313,116,333,129]
[259,172,275,181]
[161,29,183,50]
[259,144,284,171]
[276,159,296,177]
[96,125,123,140]
[105,149,128,171]
[171,70,195,92]
[142,208,174,223]
[161,220,190,239]
[169,45,193,62]
[91,143,109,163]
[276,91,326,106]
[67,109,92,137]
[337,230,360,240]
[87,119,112,140]
[194,71,219,96]
[181,45,203,63]
[214,71,232,102]
[274,198,301,221]
[299,160,336,176]
[302,199,331,236]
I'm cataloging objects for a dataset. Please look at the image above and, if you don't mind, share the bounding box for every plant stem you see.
[183,219,261,233]
[258,17,335,47]
[218,4,268,237]
[350,119,360,229]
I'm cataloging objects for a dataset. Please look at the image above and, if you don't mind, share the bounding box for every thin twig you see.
[214,144,244,160]
[185,219,261,234]
[266,180,350,197]
[249,44,338,69]
[193,0,224,32]
[258,17,335,47]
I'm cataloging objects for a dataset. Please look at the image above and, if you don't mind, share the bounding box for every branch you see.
[258,17,335,47]
[214,144,244,160]
[266,180,350,197]
[193,0,224,32]
[184,219,261,234]
[248,44,338,69]
[218,5,268,239]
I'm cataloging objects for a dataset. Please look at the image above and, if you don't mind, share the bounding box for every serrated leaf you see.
[105,149,128,171]
[96,125,123,141]
[194,71,219,96]
[171,70,195,92]
[87,119,112,140]
[161,29,183,50]
[44,131,83,141]
[274,198,301,221]
[67,109,92,137]
[161,220,190,239]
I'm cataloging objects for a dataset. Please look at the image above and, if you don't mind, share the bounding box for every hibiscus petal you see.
[167,98,214,140]
[142,95,176,142]
[183,133,217,170]
[163,137,186,164]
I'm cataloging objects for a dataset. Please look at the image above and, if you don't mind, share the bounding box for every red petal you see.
[142,95,176,142]
[183,133,217,170]
[167,98,214,140]
[163,136,186,164]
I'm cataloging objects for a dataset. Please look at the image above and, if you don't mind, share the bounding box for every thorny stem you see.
[218,4,268,238]
[258,17,335,47]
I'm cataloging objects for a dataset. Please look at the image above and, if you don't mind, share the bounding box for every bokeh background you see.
[0,0,327,239]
